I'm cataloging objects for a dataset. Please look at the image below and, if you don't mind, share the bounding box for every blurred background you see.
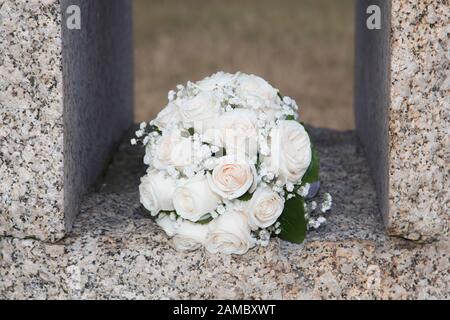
[133,0,355,130]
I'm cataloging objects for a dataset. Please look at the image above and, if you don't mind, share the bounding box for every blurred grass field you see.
[133,0,355,130]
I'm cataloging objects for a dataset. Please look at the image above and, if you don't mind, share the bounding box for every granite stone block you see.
[355,0,449,242]
[62,0,134,240]
[0,0,65,241]
[0,0,133,242]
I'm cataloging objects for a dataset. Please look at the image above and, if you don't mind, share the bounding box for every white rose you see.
[267,120,311,183]
[207,155,257,200]
[218,109,258,159]
[172,221,209,252]
[153,130,193,170]
[205,209,254,255]
[156,214,177,237]
[247,187,285,229]
[175,91,221,134]
[152,130,178,170]
[153,103,181,130]
[173,174,221,222]
[170,136,194,169]
[196,72,236,91]
[237,74,279,106]
[139,170,176,216]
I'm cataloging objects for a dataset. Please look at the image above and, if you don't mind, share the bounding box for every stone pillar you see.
[355,0,449,242]
[0,0,133,242]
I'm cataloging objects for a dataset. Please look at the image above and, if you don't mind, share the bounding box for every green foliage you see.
[285,115,295,120]
[278,196,307,244]
[237,192,253,201]
[277,92,283,100]
[197,216,213,224]
[301,141,319,184]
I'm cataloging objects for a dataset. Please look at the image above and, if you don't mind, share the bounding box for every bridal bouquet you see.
[132,72,332,255]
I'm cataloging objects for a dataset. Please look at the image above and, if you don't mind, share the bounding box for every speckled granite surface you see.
[388,0,450,240]
[61,0,134,239]
[388,0,449,241]
[0,0,134,242]
[0,0,65,241]
[354,0,391,238]
[355,0,449,242]
[1,128,448,299]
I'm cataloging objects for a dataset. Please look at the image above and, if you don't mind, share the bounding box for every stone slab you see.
[387,0,449,241]
[354,0,391,237]
[0,0,65,241]
[0,0,133,242]
[1,128,447,299]
[355,0,449,242]
[62,0,134,239]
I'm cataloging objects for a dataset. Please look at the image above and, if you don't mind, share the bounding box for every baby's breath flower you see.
[210,145,220,153]
[135,130,144,138]
[317,216,326,224]
[297,183,310,197]
[168,90,176,101]
[286,182,294,192]
[321,193,333,213]
[216,205,226,215]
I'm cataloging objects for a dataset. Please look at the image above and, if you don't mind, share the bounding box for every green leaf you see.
[256,154,262,168]
[149,125,162,135]
[196,216,213,224]
[159,210,176,216]
[187,127,195,135]
[237,192,253,201]
[278,196,307,244]
[285,115,295,121]
[277,91,283,100]
[301,141,320,184]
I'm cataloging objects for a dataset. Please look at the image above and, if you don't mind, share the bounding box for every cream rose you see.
[172,221,209,252]
[207,155,257,200]
[170,136,194,169]
[218,109,258,159]
[173,174,221,222]
[152,130,178,170]
[139,170,176,216]
[247,187,284,229]
[153,103,181,130]
[205,209,254,255]
[196,72,236,91]
[236,74,279,106]
[267,120,311,183]
[155,214,178,237]
[152,130,193,170]
[175,91,221,134]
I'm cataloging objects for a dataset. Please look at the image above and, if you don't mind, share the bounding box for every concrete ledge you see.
[1,128,447,299]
